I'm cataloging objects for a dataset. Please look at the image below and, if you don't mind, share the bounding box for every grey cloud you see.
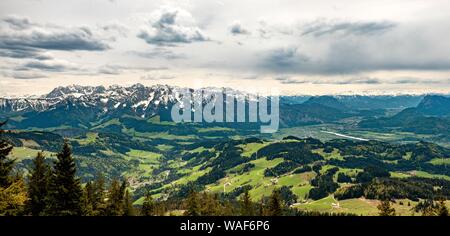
[98,22,129,41]
[0,48,52,60]
[301,20,396,37]
[335,77,381,85]
[230,21,250,35]
[3,16,34,30]
[1,70,48,79]
[393,77,449,84]
[275,76,305,84]
[138,7,209,46]
[255,19,395,40]
[241,75,259,80]
[98,65,122,75]
[12,72,47,79]
[97,64,168,75]
[275,76,449,85]
[0,16,110,56]
[0,16,111,77]
[131,47,186,60]
[0,28,109,51]
[262,47,310,71]
[260,38,450,75]
[19,60,77,72]
[140,74,175,80]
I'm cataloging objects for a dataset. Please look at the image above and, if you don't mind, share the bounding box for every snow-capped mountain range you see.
[0,84,256,118]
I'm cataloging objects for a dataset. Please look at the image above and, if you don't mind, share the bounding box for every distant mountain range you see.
[415,95,450,116]
[0,84,448,133]
[282,95,424,110]
[0,84,255,128]
[1,84,184,114]
[359,95,450,134]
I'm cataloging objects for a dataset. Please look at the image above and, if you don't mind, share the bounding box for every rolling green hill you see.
[5,128,449,215]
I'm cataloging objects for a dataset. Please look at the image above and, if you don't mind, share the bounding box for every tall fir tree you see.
[222,200,236,216]
[0,121,27,216]
[81,182,94,216]
[105,179,126,216]
[436,200,448,216]
[26,152,50,216]
[413,199,436,216]
[258,198,266,216]
[45,141,83,216]
[268,189,283,216]
[377,200,396,216]
[141,191,155,216]
[240,190,254,216]
[201,192,221,216]
[184,190,201,216]
[91,174,106,215]
[123,189,135,216]
[0,121,14,188]
[0,177,27,216]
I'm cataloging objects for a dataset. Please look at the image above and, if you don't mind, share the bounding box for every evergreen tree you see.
[81,182,94,216]
[123,189,135,216]
[268,189,283,216]
[26,152,50,216]
[105,179,125,216]
[377,200,396,216]
[279,186,297,206]
[221,200,236,216]
[141,191,155,216]
[0,177,27,216]
[45,141,83,216]
[92,174,106,215]
[82,175,107,216]
[258,198,266,216]
[153,201,167,216]
[240,190,254,216]
[0,121,27,216]
[201,192,220,216]
[436,200,448,216]
[0,121,14,188]
[184,190,201,216]
[414,199,437,216]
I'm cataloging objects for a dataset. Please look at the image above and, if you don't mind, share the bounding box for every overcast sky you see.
[1,0,450,96]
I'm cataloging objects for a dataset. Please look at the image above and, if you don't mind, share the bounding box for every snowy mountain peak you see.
[0,84,258,116]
